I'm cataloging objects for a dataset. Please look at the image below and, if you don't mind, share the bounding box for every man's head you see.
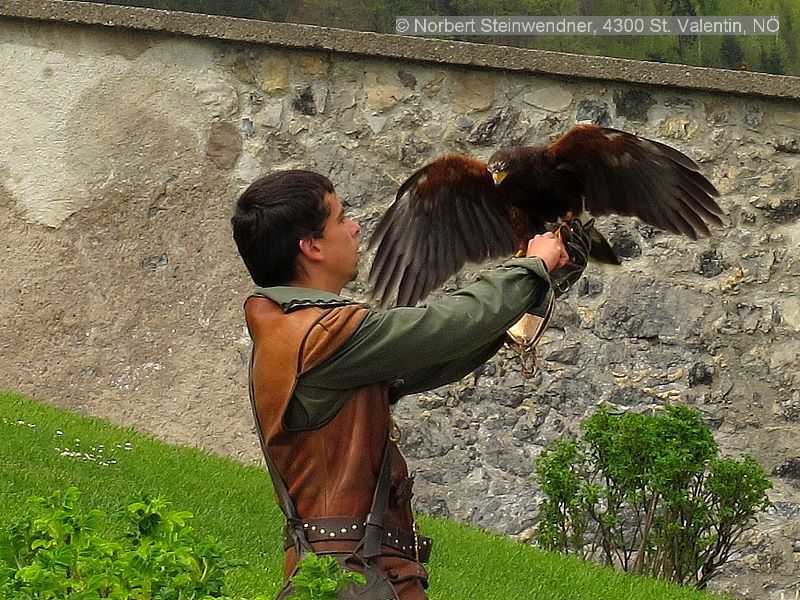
[231,170,360,290]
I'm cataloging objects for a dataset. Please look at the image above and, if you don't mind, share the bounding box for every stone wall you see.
[1,2,798,598]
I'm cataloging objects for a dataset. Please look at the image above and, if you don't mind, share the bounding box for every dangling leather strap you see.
[362,437,392,559]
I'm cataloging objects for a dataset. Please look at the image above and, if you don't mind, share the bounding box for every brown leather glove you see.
[548,218,593,297]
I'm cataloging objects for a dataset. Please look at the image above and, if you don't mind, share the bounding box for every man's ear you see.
[298,237,324,262]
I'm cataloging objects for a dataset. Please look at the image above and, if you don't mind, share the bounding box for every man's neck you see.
[291,272,343,295]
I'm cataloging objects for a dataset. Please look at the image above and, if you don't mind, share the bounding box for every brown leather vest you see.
[244,296,415,565]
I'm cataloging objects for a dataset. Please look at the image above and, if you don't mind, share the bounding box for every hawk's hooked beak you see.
[491,171,507,187]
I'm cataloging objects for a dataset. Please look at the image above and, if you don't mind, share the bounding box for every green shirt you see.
[254,257,553,429]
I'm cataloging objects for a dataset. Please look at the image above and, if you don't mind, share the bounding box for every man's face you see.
[318,191,361,284]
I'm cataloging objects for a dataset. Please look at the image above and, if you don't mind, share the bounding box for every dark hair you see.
[231,170,333,286]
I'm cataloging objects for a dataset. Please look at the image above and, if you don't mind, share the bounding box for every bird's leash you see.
[506,294,555,378]
[506,218,593,378]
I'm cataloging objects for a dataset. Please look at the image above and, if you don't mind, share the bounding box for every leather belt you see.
[284,517,432,563]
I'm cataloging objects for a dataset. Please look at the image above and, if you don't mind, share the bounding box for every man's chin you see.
[350,256,360,282]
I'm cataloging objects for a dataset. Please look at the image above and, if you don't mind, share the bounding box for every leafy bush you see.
[534,404,772,589]
[0,487,267,600]
[286,554,366,600]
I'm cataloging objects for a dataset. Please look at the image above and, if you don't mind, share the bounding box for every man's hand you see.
[526,232,569,272]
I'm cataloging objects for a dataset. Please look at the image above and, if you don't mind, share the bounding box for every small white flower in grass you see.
[17,420,25,425]
[28,423,36,428]
[55,430,63,436]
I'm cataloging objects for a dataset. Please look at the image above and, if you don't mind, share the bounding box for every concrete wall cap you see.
[1,0,799,100]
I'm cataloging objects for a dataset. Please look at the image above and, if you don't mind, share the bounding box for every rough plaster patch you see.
[0,166,15,210]
[136,37,217,71]
[64,66,202,214]
[0,42,99,226]
[1,36,217,227]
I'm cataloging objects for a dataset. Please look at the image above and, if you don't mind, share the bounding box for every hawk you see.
[368,124,723,308]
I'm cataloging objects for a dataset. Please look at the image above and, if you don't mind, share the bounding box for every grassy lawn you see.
[0,392,724,599]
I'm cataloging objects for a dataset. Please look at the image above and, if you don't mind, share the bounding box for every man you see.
[231,169,570,599]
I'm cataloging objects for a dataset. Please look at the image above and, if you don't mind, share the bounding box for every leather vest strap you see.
[248,345,313,555]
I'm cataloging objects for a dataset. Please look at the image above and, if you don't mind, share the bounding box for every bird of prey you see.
[368,124,723,308]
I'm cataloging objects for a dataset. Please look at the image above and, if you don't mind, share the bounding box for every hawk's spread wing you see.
[545,125,723,238]
[368,155,516,307]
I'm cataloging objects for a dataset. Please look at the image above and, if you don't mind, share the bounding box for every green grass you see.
[0,392,723,600]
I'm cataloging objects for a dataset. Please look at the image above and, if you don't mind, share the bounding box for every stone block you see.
[206,121,242,169]
[450,72,495,114]
[364,70,409,114]
[523,85,573,112]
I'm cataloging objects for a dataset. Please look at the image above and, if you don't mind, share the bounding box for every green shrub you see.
[286,554,366,600]
[0,487,267,600]
[534,404,772,589]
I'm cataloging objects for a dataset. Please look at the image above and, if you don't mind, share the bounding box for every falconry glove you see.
[549,217,593,298]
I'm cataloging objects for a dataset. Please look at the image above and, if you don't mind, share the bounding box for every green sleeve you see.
[388,335,506,399]
[286,257,553,428]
